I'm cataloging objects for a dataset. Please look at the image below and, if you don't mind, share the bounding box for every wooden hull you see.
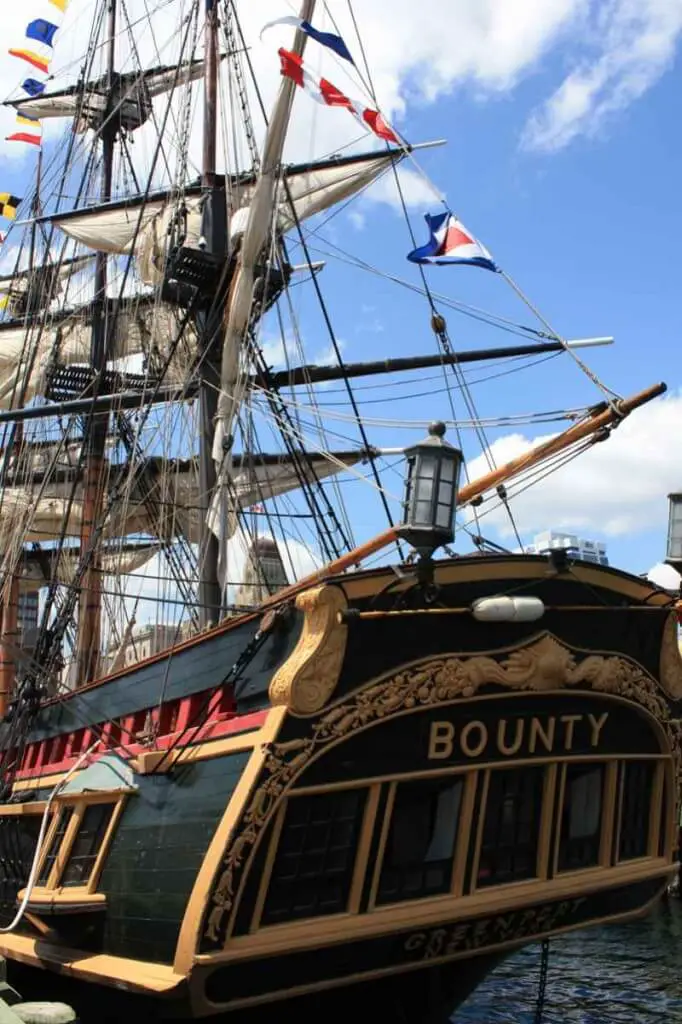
[0,554,679,1021]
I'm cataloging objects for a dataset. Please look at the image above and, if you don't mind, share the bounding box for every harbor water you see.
[457,896,682,1022]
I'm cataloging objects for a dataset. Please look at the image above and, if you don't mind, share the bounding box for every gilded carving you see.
[659,612,682,700]
[204,631,682,946]
[268,585,348,715]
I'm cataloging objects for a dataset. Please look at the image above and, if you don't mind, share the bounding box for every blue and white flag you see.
[408,211,497,270]
[261,16,354,63]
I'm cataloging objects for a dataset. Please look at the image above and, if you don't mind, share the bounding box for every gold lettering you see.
[529,716,556,753]
[587,712,608,747]
[497,718,524,756]
[460,720,488,758]
[424,928,448,959]
[404,932,426,952]
[560,714,582,750]
[428,721,455,760]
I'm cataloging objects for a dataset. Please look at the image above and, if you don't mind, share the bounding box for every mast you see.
[196,0,223,628]
[75,0,117,685]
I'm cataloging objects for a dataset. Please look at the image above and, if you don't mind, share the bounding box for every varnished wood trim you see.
[0,801,46,815]
[538,765,558,880]
[469,769,491,893]
[56,789,134,805]
[173,707,288,974]
[453,771,477,897]
[195,879,668,1014]
[349,784,381,915]
[16,889,106,906]
[340,557,673,605]
[133,733,258,774]
[0,933,184,994]
[86,797,127,894]
[194,858,673,966]
[366,782,396,911]
[291,751,670,796]
[600,762,619,867]
[552,764,568,878]
[614,762,626,864]
[13,732,259,794]
[47,806,81,888]
[249,801,288,934]
[648,761,665,858]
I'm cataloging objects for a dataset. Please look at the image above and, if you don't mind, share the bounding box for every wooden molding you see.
[269,584,348,715]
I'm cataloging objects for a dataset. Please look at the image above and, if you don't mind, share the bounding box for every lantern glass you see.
[399,422,463,556]
[666,493,682,564]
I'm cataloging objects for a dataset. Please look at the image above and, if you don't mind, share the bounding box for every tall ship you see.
[0,2,679,1021]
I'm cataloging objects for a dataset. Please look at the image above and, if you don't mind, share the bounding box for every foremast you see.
[76,0,117,684]
[206,0,316,607]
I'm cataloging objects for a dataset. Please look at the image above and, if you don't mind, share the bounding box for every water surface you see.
[457,897,682,1022]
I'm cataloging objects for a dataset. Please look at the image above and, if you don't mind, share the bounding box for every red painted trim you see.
[14,708,268,783]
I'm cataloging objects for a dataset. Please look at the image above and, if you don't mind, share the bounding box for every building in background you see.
[17,589,40,654]
[234,537,289,608]
[520,531,609,566]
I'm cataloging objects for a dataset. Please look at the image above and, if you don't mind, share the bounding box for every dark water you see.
[457,897,682,1023]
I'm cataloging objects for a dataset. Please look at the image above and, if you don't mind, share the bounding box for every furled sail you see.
[49,151,402,283]
[15,544,159,589]
[3,59,216,134]
[0,449,375,544]
[0,255,93,307]
[0,299,193,409]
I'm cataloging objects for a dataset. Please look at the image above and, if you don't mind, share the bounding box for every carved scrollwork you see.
[204,631,682,948]
[268,584,348,715]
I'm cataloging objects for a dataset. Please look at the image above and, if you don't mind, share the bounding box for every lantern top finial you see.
[428,421,446,439]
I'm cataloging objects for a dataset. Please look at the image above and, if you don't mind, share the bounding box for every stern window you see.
[558,764,604,871]
[61,802,116,886]
[477,767,545,888]
[376,777,463,905]
[618,761,656,861]
[262,788,366,925]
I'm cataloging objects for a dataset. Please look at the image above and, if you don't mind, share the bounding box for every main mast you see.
[197,0,224,628]
[75,0,117,684]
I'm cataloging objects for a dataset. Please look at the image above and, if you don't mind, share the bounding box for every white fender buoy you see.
[471,596,545,622]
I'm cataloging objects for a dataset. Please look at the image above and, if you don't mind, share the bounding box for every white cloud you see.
[464,388,682,541]
[647,562,681,590]
[523,0,682,151]
[348,210,366,231]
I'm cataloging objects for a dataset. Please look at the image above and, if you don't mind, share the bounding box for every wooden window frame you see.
[367,768,477,912]
[469,763,553,895]
[18,789,131,907]
[614,757,666,866]
[250,781,377,932]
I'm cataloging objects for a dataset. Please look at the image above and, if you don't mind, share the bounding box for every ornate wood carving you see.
[204,631,682,947]
[268,585,348,715]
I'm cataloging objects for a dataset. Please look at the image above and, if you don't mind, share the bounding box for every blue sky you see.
[1,0,680,589]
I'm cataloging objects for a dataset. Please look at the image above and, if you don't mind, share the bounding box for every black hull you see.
[0,554,679,1017]
[8,953,505,1023]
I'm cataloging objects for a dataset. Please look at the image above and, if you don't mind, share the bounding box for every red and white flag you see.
[279,49,399,144]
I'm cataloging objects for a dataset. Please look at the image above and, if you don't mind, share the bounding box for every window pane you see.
[61,803,115,887]
[619,761,655,861]
[558,764,604,871]
[477,767,544,888]
[38,807,74,885]
[262,789,366,925]
[377,777,462,905]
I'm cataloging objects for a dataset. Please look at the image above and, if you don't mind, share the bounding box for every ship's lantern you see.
[398,421,463,557]
[666,493,682,569]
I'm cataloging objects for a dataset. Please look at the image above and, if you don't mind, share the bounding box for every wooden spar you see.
[255,381,666,612]
[262,338,615,388]
[76,0,117,686]
[457,381,666,506]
